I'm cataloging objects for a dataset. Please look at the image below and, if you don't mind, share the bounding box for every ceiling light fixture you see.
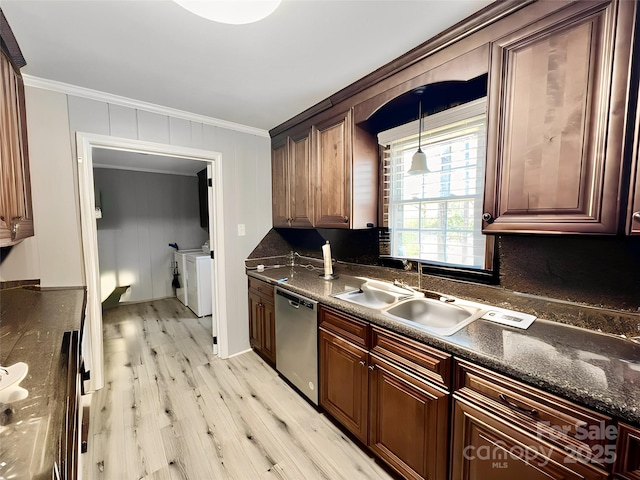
[173,0,281,25]
[407,91,430,175]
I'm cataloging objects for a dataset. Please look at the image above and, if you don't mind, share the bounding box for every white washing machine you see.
[185,252,212,317]
[174,249,203,306]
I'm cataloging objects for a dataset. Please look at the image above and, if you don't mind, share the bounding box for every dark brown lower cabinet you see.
[56,330,81,480]
[318,305,450,480]
[369,354,449,480]
[614,423,640,480]
[248,279,276,365]
[450,397,608,480]
[319,327,368,443]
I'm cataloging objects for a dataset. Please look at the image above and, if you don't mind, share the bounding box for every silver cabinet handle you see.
[9,216,22,241]
[359,360,366,366]
[368,365,375,371]
[482,213,493,222]
[633,212,640,222]
[343,216,349,223]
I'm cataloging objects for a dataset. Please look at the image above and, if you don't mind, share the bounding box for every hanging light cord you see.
[417,100,423,151]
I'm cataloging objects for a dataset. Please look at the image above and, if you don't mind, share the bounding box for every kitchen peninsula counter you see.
[247,264,640,428]
[0,285,85,479]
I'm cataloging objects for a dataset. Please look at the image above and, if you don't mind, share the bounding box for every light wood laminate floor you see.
[83,298,394,480]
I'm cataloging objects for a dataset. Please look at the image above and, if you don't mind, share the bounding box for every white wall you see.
[0,87,84,286]
[1,84,272,356]
[94,167,208,303]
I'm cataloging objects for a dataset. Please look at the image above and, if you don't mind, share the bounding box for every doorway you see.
[76,132,227,393]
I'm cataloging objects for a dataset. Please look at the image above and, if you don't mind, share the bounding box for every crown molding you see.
[22,74,270,138]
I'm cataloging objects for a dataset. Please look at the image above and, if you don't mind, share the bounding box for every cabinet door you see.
[261,300,276,365]
[483,0,636,234]
[628,93,640,235]
[248,290,263,351]
[271,141,289,227]
[0,51,34,246]
[289,131,314,228]
[319,328,368,443]
[613,423,640,480]
[369,355,449,480]
[451,397,608,480]
[314,110,352,228]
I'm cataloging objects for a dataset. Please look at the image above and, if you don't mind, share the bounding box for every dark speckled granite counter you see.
[0,286,85,479]
[247,264,640,427]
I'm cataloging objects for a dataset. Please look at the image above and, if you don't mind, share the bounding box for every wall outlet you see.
[237,224,246,236]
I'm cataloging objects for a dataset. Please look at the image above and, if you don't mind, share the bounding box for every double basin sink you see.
[332,278,488,336]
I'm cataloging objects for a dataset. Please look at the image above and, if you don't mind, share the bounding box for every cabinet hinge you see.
[210,250,215,259]
[213,336,218,345]
[208,178,212,187]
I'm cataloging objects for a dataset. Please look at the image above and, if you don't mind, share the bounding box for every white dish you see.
[0,362,29,392]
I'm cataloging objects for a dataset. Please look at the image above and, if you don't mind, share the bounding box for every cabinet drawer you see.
[613,423,640,480]
[318,306,369,349]
[454,359,615,469]
[248,277,274,301]
[451,396,609,480]
[370,326,451,388]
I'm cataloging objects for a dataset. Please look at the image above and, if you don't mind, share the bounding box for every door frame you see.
[76,132,228,393]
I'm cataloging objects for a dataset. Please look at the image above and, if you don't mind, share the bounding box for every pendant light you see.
[407,96,430,175]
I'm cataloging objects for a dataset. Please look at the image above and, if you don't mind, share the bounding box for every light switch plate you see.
[237,224,246,236]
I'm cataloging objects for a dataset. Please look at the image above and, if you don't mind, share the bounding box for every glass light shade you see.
[173,0,281,25]
[407,149,429,175]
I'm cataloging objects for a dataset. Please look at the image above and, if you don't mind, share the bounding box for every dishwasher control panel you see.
[276,288,317,310]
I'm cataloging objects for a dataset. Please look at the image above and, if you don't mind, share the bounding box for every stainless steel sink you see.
[332,278,417,310]
[332,277,535,337]
[383,297,483,336]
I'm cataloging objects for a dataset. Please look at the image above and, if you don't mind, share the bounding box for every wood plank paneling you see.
[169,117,191,147]
[254,135,273,234]
[94,168,206,303]
[68,95,110,138]
[190,121,204,149]
[138,110,170,144]
[108,104,138,139]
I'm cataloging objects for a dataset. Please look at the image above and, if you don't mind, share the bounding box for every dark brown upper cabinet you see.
[271,139,289,227]
[0,14,33,247]
[313,109,379,229]
[271,128,314,228]
[313,110,353,228]
[288,129,314,228]
[483,0,637,234]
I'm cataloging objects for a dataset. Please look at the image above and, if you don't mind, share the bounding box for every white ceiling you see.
[2,0,494,133]
[93,148,207,176]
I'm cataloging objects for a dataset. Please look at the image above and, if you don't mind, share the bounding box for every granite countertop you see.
[247,264,640,427]
[0,286,85,480]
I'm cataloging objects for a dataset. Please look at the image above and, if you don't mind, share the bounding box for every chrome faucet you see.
[394,261,424,294]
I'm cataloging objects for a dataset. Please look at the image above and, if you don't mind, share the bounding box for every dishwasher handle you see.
[276,287,317,310]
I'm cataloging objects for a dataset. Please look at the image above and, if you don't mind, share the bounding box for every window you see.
[378,98,492,271]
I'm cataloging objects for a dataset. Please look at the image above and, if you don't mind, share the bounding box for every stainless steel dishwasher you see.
[274,287,318,405]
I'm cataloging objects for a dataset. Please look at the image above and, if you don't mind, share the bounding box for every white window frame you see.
[378,98,494,272]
